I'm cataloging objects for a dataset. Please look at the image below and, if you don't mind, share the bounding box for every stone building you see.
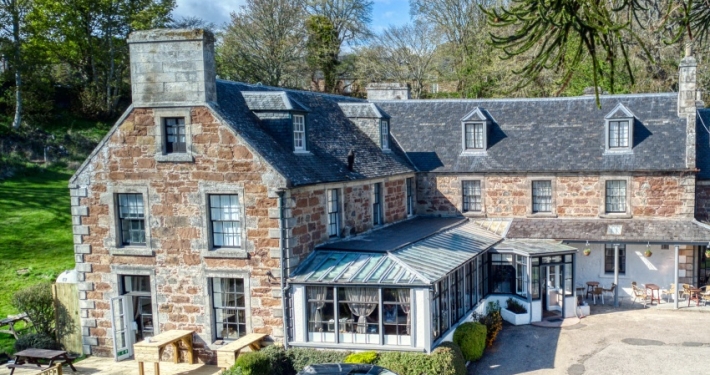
[70,29,710,362]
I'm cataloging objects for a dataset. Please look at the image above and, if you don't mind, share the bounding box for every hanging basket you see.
[705,250,710,259]
[644,249,653,258]
[583,248,591,256]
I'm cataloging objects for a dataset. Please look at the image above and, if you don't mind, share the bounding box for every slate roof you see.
[241,91,309,112]
[212,80,415,187]
[338,103,387,119]
[376,94,689,173]
[697,109,710,179]
[506,218,710,244]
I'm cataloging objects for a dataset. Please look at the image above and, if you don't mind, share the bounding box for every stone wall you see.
[417,173,696,218]
[70,107,287,362]
[384,179,407,223]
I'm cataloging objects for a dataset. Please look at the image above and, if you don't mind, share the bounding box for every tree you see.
[358,21,440,98]
[0,0,31,128]
[306,14,340,92]
[218,0,306,87]
[482,0,710,104]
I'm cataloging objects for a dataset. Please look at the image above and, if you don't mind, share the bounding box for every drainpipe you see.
[277,189,290,349]
[613,244,619,307]
[674,245,679,310]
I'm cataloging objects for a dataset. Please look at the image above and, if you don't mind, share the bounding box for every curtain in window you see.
[397,289,411,334]
[307,286,327,330]
[344,287,378,334]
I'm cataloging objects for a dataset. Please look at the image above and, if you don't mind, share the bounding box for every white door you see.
[110,296,132,361]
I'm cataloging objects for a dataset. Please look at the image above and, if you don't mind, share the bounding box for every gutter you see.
[276,189,290,349]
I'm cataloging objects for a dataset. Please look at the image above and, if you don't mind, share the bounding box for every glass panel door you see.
[110,296,131,361]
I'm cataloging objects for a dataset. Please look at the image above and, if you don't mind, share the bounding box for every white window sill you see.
[293,150,312,155]
[203,249,248,259]
[110,247,154,257]
[156,153,194,163]
[460,150,487,156]
[598,213,633,219]
[463,211,486,218]
[526,212,558,218]
[603,149,633,155]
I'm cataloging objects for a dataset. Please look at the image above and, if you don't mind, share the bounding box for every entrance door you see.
[699,246,710,286]
[110,296,132,361]
[545,266,562,314]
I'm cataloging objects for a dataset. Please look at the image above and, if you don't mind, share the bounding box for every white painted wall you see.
[573,242,675,300]
[292,285,306,342]
[414,288,427,349]
[531,300,542,322]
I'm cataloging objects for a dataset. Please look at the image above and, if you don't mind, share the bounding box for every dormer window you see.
[464,123,484,150]
[380,120,390,150]
[293,114,306,152]
[460,107,491,153]
[604,103,634,152]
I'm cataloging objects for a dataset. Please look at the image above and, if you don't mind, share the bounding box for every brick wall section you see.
[288,189,328,262]
[344,184,372,234]
[417,173,696,218]
[384,179,407,223]
[71,107,287,363]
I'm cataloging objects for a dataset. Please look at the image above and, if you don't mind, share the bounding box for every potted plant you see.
[583,247,591,256]
[644,248,653,257]
[705,248,710,259]
[500,298,529,325]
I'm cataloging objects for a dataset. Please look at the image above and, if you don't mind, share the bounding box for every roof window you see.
[604,103,634,152]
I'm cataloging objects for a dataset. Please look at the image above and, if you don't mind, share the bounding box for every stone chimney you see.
[366,83,410,101]
[127,29,216,107]
[678,43,703,116]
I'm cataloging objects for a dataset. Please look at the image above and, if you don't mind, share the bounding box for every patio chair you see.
[602,283,616,300]
[592,287,604,305]
[680,284,691,300]
[631,284,650,308]
[663,284,677,303]
[700,286,710,306]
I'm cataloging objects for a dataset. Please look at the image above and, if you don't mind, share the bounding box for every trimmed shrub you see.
[505,298,527,314]
[287,348,350,373]
[375,343,466,375]
[344,351,378,364]
[260,344,292,375]
[453,322,487,361]
[474,301,503,348]
[434,342,467,375]
[14,333,62,353]
[232,351,271,375]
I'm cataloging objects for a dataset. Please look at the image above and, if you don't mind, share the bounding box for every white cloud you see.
[172,0,244,27]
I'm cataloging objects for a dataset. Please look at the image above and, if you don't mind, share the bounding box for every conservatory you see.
[287,217,577,352]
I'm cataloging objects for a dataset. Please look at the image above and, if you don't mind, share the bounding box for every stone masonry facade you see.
[69,106,412,362]
[417,173,696,219]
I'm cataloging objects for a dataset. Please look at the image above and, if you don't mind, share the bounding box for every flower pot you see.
[501,307,530,325]
[644,250,652,258]
[705,250,710,259]
[583,249,591,256]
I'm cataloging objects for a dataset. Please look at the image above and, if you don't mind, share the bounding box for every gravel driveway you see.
[469,303,710,375]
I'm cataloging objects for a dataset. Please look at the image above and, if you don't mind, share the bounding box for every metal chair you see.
[592,287,604,305]
[602,283,616,301]
[632,284,650,308]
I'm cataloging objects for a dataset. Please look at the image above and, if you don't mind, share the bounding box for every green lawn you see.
[0,166,76,353]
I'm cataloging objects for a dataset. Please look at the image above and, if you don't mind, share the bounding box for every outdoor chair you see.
[592,287,604,305]
[602,283,616,300]
[664,284,677,303]
[632,284,650,308]
[700,286,710,306]
[681,284,691,300]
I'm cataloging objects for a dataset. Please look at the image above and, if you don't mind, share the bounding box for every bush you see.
[287,348,350,373]
[453,322,487,361]
[474,301,503,348]
[344,351,378,364]
[505,298,527,314]
[260,344,292,375]
[375,343,466,375]
[232,351,271,375]
[14,333,62,353]
[12,283,56,336]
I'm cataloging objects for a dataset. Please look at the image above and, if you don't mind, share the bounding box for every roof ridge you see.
[372,92,677,104]
[217,79,365,102]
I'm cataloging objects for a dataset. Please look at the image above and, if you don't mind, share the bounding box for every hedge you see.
[230,351,271,375]
[287,347,351,373]
[344,351,378,364]
[453,322,487,361]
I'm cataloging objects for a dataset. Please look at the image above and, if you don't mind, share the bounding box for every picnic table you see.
[7,349,77,375]
[0,313,30,339]
[215,333,267,369]
[133,329,194,375]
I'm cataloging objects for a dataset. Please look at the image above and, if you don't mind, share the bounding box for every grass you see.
[0,166,76,353]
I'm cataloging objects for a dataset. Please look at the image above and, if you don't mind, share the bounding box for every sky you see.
[172,0,412,33]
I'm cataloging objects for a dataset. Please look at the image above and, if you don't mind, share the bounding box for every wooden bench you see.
[0,313,30,339]
[7,363,64,375]
[134,329,195,375]
[215,333,267,369]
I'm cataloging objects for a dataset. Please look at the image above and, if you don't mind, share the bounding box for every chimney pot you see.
[366,83,410,101]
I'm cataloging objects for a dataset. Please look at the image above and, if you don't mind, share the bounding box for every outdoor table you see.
[7,349,77,375]
[688,287,702,307]
[133,329,195,375]
[585,281,599,299]
[645,284,661,305]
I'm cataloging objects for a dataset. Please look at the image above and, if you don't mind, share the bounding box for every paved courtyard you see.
[0,357,222,375]
[471,300,710,375]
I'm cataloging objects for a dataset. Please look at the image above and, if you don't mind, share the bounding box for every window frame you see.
[164,117,187,154]
[604,112,633,153]
[373,182,383,226]
[204,269,252,344]
[208,194,243,249]
[199,184,247,259]
[531,180,553,214]
[117,193,146,246]
[461,179,483,214]
[463,122,485,151]
[604,244,626,275]
[327,189,341,238]
[154,108,193,163]
[380,119,390,151]
[105,185,153,256]
[605,179,627,214]
[406,177,414,217]
[293,114,307,152]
